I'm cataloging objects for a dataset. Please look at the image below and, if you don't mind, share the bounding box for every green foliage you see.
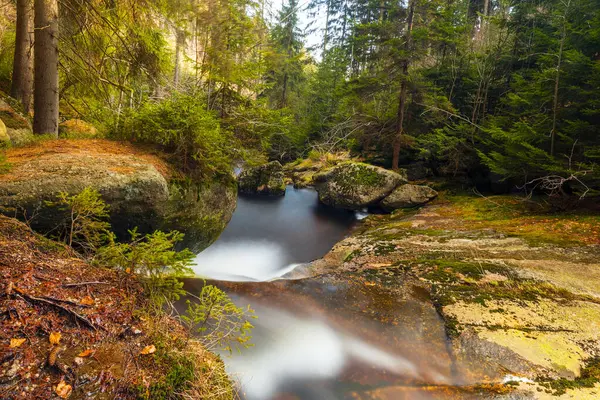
[136,345,195,400]
[116,94,233,179]
[95,228,194,302]
[49,188,111,253]
[181,283,255,353]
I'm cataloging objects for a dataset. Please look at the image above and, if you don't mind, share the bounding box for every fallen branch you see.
[62,281,108,287]
[13,289,101,331]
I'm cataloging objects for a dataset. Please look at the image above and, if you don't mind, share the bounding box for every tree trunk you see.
[174,29,185,88]
[11,0,33,113]
[551,10,567,157]
[33,0,59,137]
[392,0,415,170]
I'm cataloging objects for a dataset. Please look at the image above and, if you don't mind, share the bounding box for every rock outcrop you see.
[380,184,438,211]
[0,139,236,249]
[238,161,286,196]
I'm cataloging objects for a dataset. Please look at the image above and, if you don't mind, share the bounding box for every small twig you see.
[62,281,108,287]
[13,290,101,331]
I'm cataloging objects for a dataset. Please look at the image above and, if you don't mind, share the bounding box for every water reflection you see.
[192,186,356,280]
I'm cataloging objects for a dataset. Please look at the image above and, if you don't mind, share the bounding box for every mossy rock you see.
[0,98,31,130]
[162,178,237,252]
[314,161,406,209]
[59,119,100,139]
[238,161,286,196]
[0,119,10,147]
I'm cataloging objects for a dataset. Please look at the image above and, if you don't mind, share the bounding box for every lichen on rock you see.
[380,184,438,211]
[59,119,100,139]
[314,161,406,209]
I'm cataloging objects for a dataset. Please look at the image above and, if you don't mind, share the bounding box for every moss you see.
[59,119,100,139]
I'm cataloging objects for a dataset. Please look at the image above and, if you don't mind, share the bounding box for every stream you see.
[182,186,471,400]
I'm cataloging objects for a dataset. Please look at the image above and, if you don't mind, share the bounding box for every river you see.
[182,186,477,400]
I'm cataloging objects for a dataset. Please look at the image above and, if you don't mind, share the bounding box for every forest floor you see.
[309,193,600,399]
[0,215,232,400]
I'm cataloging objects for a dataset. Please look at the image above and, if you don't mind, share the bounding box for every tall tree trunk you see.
[551,7,567,157]
[11,0,33,113]
[33,0,59,136]
[174,29,185,88]
[392,0,415,170]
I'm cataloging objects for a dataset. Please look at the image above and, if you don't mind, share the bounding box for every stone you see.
[379,184,438,210]
[0,140,236,246]
[314,161,406,209]
[238,161,286,196]
[59,119,99,139]
[0,97,34,146]
[0,119,10,146]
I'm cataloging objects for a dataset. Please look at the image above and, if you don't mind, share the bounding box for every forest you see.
[1,0,600,399]
[1,0,598,196]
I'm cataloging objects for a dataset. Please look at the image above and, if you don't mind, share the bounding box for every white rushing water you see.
[192,240,304,281]
[221,304,441,400]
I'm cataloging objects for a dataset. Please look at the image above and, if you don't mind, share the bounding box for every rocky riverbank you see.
[303,194,600,399]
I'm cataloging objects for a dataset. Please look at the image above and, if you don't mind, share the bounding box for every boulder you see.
[0,97,35,146]
[379,184,438,210]
[0,119,10,146]
[314,161,406,209]
[59,119,100,139]
[238,161,286,196]
[0,140,236,248]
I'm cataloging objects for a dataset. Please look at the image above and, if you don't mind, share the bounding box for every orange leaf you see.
[78,349,94,357]
[140,345,156,355]
[80,296,95,306]
[49,332,61,345]
[55,381,72,399]
[10,338,26,348]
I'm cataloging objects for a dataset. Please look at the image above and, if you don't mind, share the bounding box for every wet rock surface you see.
[306,196,600,399]
[238,161,286,196]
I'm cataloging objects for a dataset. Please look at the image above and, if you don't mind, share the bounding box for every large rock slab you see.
[380,184,438,211]
[238,161,286,196]
[314,161,406,209]
[0,140,236,247]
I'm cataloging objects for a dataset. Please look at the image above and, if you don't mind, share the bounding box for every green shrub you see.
[95,228,194,302]
[116,94,233,179]
[48,188,111,253]
[181,283,255,353]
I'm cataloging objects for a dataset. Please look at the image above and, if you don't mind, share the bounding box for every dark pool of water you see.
[191,186,358,281]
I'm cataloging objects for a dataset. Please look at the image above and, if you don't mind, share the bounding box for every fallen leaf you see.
[10,338,26,348]
[80,296,95,306]
[78,349,94,357]
[140,345,156,355]
[55,381,72,399]
[49,332,61,345]
[125,268,131,274]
